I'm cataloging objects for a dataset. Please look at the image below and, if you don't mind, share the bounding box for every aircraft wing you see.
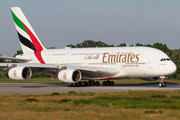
[0,63,119,79]
[0,56,32,61]
[65,65,119,79]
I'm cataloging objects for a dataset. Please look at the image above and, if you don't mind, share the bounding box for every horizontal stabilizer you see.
[0,56,32,61]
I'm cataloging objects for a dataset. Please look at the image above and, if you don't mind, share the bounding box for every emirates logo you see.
[13,70,17,77]
[63,73,67,80]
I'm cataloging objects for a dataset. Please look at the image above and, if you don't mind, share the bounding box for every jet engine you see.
[58,69,82,83]
[141,77,159,81]
[8,66,32,80]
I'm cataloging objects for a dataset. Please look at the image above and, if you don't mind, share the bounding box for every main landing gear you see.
[159,76,166,87]
[103,80,114,86]
[69,80,100,87]
[69,80,115,87]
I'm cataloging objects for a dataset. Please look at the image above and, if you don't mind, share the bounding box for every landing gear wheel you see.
[162,82,166,87]
[107,81,110,86]
[84,81,88,86]
[69,83,73,87]
[73,83,77,87]
[92,81,96,86]
[82,81,88,86]
[103,81,107,86]
[77,82,82,87]
[159,83,163,87]
[95,81,99,86]
[87,81,92,86]
[81,82,85,86]
[110,81,114,86]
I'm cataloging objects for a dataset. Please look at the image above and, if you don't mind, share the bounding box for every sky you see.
[0,0,180,56]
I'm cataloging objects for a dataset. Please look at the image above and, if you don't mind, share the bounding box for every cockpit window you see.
[160,58,171,61]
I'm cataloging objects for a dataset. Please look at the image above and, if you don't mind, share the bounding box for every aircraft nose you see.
[169,62,177,75]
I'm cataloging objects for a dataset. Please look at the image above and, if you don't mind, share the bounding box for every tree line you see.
[0,40,179,79]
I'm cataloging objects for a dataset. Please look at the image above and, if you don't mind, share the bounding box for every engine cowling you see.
[58,69,82,83]
[8,66,32,80]
[141,77,159,81]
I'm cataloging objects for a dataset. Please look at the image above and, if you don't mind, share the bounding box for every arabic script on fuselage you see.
[85,55,100,60]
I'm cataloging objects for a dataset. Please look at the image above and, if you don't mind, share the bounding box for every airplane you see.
[0,7,177,87]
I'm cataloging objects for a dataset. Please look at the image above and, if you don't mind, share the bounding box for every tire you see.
[81,82,84,86]
[159,83,162,87]
[163,82,166,87]
[103,81,107,86]
[84,81,88,86]
[107,81,110,86]
[79,82,82,86]
[88,82,92,86]
[73,83,77,87]
[77,82,81,87]
[92,81,95,86]
[110,81,114,86]
[76,82,79,87]
[69,83,73,87]
[95,81,99,86]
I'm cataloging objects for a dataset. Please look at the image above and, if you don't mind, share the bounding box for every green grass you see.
[73,94,180,109]
[1,91,180,119]
[51,92,61,96]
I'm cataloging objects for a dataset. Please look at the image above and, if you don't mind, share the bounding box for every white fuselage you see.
[20,46,176,79]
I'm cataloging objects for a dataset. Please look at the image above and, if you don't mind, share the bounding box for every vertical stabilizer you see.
[10,7,45,54]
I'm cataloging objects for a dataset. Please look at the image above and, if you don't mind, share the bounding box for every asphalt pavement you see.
[0,83,179,94]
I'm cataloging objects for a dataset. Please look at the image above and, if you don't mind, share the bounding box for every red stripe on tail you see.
[24,24,43,52]
[24,24,45,64]
[35,51,45,64]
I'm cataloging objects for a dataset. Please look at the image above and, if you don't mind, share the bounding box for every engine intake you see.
[8,66,32,80]
[58,69,82,83]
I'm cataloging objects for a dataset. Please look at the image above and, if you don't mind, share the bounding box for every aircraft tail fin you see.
[10,7,45,54]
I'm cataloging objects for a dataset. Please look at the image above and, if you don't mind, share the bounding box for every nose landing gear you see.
[159,76,166,87]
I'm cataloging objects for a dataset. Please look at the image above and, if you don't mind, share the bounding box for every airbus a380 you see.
[0,7,176,87]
